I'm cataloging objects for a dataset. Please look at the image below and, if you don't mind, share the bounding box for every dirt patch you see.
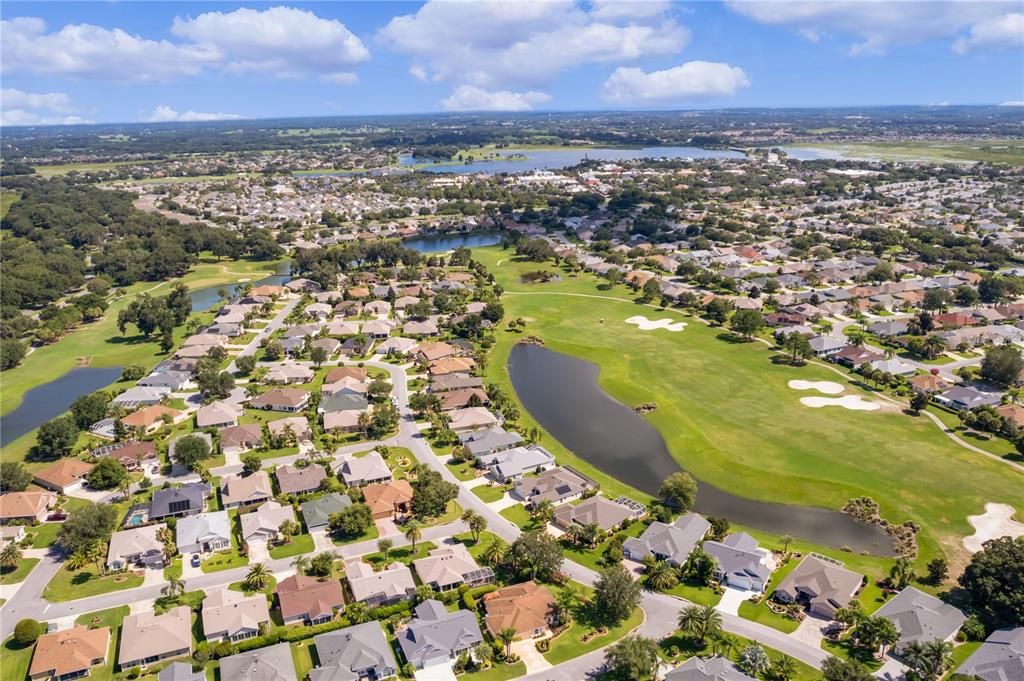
[75,356,92,366]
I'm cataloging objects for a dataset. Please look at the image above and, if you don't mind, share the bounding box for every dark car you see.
[191,554,201,568]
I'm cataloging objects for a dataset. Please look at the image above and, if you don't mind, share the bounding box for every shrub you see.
[14,619,42,645]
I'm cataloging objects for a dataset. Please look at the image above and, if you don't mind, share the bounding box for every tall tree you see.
[594,564,642,626]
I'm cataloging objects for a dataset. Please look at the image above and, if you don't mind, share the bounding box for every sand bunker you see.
[788,380,845,395]
[625,316,687,332]
[964,503,1024,553]
[800,395,881,411]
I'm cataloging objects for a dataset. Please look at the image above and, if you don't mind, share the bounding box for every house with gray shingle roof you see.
[219,643,295,681]
[397,600,483,670]
[955,627,1024,681]
[665,655,756,681]
[301,493,352,530]
[149,482,210,520]
[623,513,710,566]
[552,496,633,533]
[459,426,523,457]
[773,554,863,618]
[311,622,398,681]
[704,532,772,592]
[477,444,554,482]
[875,586,966,652]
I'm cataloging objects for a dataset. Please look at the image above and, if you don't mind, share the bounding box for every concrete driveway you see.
[511,639,552,675]
[248,540,270,564]
[413,665,457,681]
[716,586,752,616]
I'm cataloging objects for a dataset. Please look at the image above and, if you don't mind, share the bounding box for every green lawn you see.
[0,558,39,585]
[43,565,144,602]
[155,589,206,614]
[0,637,34,681]
[459,661,528,681]
[498,504,542,531]
[560,521,647,573]
[74,606,130,681]
[666,580,722,607]
[29,523,62,548]
[290,639,318,681]
[472,484,507,503]
[736,599,800,634]
[364,541,437,568]
[164,557,183,581]
[330,522,379,546]
[269,533,316,559]
[659,629,819,681]
[474,246,1024,569]
[543,603,644,664]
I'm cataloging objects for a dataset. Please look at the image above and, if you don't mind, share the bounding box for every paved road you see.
[225,296,300,373]
[0,354,830,672]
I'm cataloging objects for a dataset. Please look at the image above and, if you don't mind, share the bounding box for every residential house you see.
[447,407,498,432]
[118,606,192,669]
[301,493,353,530]
[832,346,884,369]
[955,627,1024,681]
[95,441,159,472]
[376,337,419,357]
[416,341,457,363]
[874,586,966,653]
[808,335,848,358]
[934,386,1003,411]
[336,452,392,487]
[437,388,489,412]
[218,644,296,681]
[220,471,273,509]
[275,463,327,496]
[412,543,493,592]
[239,501,296,544]
[196,401,243,429]
[1,526,27,543]
[176,511,231,555]
[404,320,439,337]
[111,386,171,408]
[428,358,476,377]
[483,581,558,640]
[277,573,346,625]
[0,491,56,524]
[29,626,110,681]
[264,364,315,385]
[107,524,168,571]
[514,467,595,506]
[345,560,415,607]
[703,532,772,592]
[773,554,863,618]
[623,513,712,566]
[202,589,272,642]
[218,424,264,457]
[870,358,917,377]
[552,496,634,534]
[477,445,555,483]
[121,405,185,434]
[150,482,210,521]
[431,374,484,392]
[33,459,93,493]
[908,374,952,394]
[321,376,367,398]
[250,388,310,412]
[311,622,398,681]
[157,663,203,681]
[137,371,192,392]
[664,655,756,681]
[459,427,524,458]
[397,600,484,670]
[362,480,413,520]
[267,416,312,443]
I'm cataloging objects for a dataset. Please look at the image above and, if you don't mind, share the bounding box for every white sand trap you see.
[238,278,251,282]
[800,395,881,411]
[964,503,1024,553]
[788,380,845,395]
[625,316,687,332]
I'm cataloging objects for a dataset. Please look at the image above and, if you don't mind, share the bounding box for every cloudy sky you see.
[1,0,1022,125]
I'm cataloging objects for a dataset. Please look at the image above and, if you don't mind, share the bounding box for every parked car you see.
[191,554,201,568]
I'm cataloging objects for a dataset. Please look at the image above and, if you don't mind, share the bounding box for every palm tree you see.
[924,334,947,360]
[292,555,311,576]
[404,520,422,552]
[377,538,393,561]
[555,583,582,625]
[245,562,271,591]
[462,510,486,542]
[711,632,737,658]
[891,557,914,589]
[86,540,107,576]
[531,500,555,524]
[678,605,722,645]
[769,655,798,681]
[345,601,369,624]
[902,640,928,675]
[922,639,953,679]
[0,542,22,571]
[481,538,507,567]
[645,560,678,591]
[780,534,794,554]
[498,627,517,657]
[162,576,186,599]
[118,477,132,501]
[473,642,493,668]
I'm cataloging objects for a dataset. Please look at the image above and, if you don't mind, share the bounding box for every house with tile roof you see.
[276,573,346,625]
[29,626,110,681]
[483,581,558,640]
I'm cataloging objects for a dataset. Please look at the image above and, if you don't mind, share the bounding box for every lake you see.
[190,260,293,312]
[404,232,501,253]
[508,343,894,555]
[1,366,123,448]
[401,146,745,174]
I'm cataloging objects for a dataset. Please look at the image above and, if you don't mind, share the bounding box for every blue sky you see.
[1,1,1022,125]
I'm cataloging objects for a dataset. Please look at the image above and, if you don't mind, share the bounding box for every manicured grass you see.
[0,637,34,681]
[474,246,1024,569]
[290,639,319,681]
[446,460,480,482]
[498,504,542,531]
[459,661,527,681]
[0,558,39,585]
[421,500,462,527]
[667,580,723,607]
[155,590,206,614]
[453,531,502,562]
[269,533,316,559]
[43,565,144,602]
[659,630,819,681]
[75,606,130,681]
[164,557,183,581]
[736,599,800,634]
[228,576,278,596]
[330,522,379,546]
[543,603,643,664]
[364,541,437,568]
[472,484,507,503]
[559,521,647,573]
[950,640,983,675]
[792,139,1024,165]
[822,634,884,671]
[201,549,248,574]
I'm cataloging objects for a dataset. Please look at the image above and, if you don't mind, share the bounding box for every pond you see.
[400,146,745,174]
[190,260,292,312]
[1,366,123,448]
[508,343,894,555]
[404,232,501,253]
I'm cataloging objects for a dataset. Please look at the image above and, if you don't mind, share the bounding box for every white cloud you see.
[602,61,750,104]
[171,6,369,78]
[147,105,242,122]
[1001,101,1024,106]
[441,85,552,112]
[1,88,74,114]
[1,16,218,82]
[952,12,1023,54]
[725,1,1021,55]
[379,0,687,89]
[320,72,359,85]
[589,0,671,20]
